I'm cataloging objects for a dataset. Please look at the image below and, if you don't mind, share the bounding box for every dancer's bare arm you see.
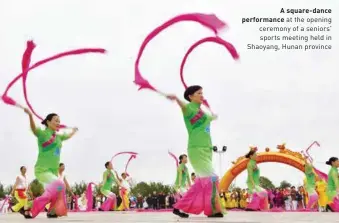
[64,177,74,195]
[11,177,19,196]
[62,128,78,141]
[24,108,38,136]
[166,95,187,112]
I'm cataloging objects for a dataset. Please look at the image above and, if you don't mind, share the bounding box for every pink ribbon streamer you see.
[302,141,327,181]
[73,195,79,211]
[1,40,106,129]
[305,141,320,162]
[314,168,328,181]
[180,36,239,109]
[0,196,9,212]
[110,151,138,176]
[86,182,97,212]
[124,154,137,176]
[168,151,179,167]
[134,13,227,95]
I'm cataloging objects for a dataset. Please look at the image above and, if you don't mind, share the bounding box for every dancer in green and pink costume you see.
[245,147,268,211]
[167,85,223,218]
[175,154,191,195]
[326,157,339,212]
[303,157,318,210]
[98,161,119,211]
[22,109,78,218]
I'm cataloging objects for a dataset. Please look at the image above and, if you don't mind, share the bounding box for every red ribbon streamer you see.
[134,13,226,94]
[168,151,179,168]
[180,36,239,108]
[1,40,106,129]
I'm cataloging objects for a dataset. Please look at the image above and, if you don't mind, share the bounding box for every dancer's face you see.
[47,115,60,131]
[189,88,204,104]
[59,164,65,172]
[182,155,188,164]
[107,162,113,169]
[250,153,257,160]
[333,160,339,168]
[21,167,26,174]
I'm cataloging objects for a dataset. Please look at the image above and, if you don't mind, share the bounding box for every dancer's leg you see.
[99,190,116,211]
[174,147,223,217]
[12,191,27,212]
[306,189,319,210]
[117,189,129,211]
[27,171,66,218]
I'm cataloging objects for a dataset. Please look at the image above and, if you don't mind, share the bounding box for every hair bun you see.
[325,161,330,165]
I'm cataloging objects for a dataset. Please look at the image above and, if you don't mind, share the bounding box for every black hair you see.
[191,172,195,176]
[179,154,187,164]
[184,85,202,102]
[245,150,256,159]
[41,113,58,127]
[20,166,25,171]
[105,161,110,168]
[326,157,338,165]
[121,173,126,177]
[59,163,64,167]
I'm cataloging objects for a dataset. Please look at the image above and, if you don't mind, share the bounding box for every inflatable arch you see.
[219,144,306,191]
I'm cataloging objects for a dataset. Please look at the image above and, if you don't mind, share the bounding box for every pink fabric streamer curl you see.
[168,151,179,167]
[86,182,97,212]
[305,141,320,162]
[314,167,328,181]
[124,154,137,176]
[110,151,138,175]
[1,40,106,129]
[0,196,9,212]
[134,13,227,94]
[180,36,239,109]
[302,141,328,181]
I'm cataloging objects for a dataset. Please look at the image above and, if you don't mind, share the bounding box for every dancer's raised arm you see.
[166,94,187,112]
[24,108,37,136]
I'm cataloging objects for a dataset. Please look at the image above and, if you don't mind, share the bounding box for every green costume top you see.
[183,102,213,148]
[326,166,339,200]
[101,169,116,191]
[304,163,316,192]
[34,128,68,175]
[247,159,260,194]
[175,163,190,188]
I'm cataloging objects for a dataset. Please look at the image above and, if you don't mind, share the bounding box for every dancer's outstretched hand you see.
[166,94,177,101]
[211,113,218,120]
[24,108,32,116]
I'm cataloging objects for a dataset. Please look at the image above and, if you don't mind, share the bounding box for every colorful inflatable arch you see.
[219,144,306,191]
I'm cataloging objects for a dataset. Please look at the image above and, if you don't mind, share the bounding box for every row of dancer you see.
[10,163,72,216]
[10,84,339,219]
[12,85,224,219]
[244,148,339,212]
[9,160,132,217]
[11,109,132,218]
